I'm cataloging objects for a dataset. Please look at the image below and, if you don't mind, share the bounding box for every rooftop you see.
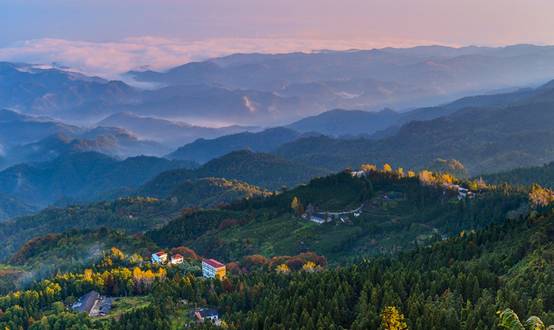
[203,258,225,268]
[72,291,100,314]
[195,308,219,319]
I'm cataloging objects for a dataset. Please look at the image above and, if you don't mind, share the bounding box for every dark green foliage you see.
[0,193,37,222]
[0,152,192,208]
[275,85,554,175]
[9,229,158,282]
[482,161,554,189]
[0,197,177,261]
[142,177,269,204]
[148,171,527,264]
[0,178,268,262]
[3,210,549,329]
[142,150,328,192]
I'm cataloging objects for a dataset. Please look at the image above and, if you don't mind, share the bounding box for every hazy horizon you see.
[3,0,554,78]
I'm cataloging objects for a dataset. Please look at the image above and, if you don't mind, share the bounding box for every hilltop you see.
[147,169,526,263]
[167,127,303,163]
[143,150,328,193]
[482,161,554,189]
[5,229,158,289]
[0,176,269,261]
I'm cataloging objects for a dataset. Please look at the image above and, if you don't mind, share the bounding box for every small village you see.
[70,251,227,326]
[301,203,363,224]
[299,166,477,226]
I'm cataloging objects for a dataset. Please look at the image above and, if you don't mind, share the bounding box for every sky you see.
[1,0,554,77]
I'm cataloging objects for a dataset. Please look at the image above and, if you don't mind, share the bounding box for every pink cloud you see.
[0,36,442,80]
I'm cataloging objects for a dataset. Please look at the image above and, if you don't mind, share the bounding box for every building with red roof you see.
[202,258,226,279]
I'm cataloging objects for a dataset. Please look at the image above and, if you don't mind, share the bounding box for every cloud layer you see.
[0,36,437,79]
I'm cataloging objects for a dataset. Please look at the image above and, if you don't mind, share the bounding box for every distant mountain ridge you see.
[5,45,554,126]
[98,112,257,148]
[0,152,194,208]
[167,127,306,163]
[0,193,37,222]
[275,79,554,175]
[143,149,328,194]
[0,109,170,168]
[481,161,554,189]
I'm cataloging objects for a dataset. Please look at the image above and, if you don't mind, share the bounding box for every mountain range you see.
[97,112,257,148]
[0,152,193,208]
[5,45,554,127]
[0,109,173,169]
[141,149,328,194]
[167,127,306,163]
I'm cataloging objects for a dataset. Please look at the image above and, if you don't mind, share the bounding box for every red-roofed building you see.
[202,259,226,279]
[170,254,184,265]
[151,251,168,264]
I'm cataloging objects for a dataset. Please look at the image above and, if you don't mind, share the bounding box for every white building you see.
[170,254,184,265]
[202,259,226,279]
[151,251,168,264]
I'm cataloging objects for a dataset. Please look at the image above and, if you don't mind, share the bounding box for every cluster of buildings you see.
[301,203,362,224]
[443,183,475,200]
[151,251,227,280]
[151,251,184,265]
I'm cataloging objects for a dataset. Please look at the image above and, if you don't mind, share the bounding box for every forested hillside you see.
[147,170,526,263]
[0,176,269,262]
[276,100,554,175]
[142,150,328,193]
[0,194,36,222]
[0,199,551,329]
[482,161,554,189]
[168,127,302,163]
[0,152,194,208]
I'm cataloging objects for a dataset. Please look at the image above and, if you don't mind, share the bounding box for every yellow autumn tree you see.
[440,173,454,184]
[132,267,143,282]
[396,167,404,177]
[291,196,304,215]
[110,247,125,260]
[380,306,408,330]
[83,269,93,282]
[361,164,377,172]
[529,184,554,207]
[383,163,393,173]
[418,170,435,185]
[302,261,317,272]
[276,264,290,274]
[407,170,416,178]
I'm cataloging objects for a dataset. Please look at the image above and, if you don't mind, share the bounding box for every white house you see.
[170,254,184,265]
[194,308,220,325]
[151,251,168,264]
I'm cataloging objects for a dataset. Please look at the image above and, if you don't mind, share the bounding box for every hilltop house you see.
[151,251,168,264]
[202,259,226,279]
[170,254,184,265]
